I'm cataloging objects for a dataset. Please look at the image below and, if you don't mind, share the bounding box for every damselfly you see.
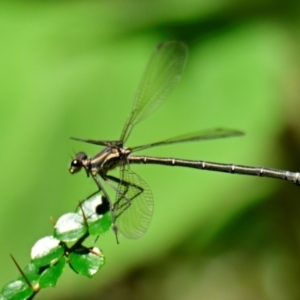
[69,41,300,242]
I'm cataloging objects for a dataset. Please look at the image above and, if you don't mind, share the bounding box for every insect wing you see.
[131,128,244,152]
[121,41,188,142]
[114,169,154,239]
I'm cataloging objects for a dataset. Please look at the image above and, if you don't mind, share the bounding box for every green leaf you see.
[31,236,64,268]
[54,213,88,242]
[0,279,34,300]
[88,212,111,236]
[77,195,112,236]
[39,256,66,288]
[19,262,40,284]
[69,247,105,278]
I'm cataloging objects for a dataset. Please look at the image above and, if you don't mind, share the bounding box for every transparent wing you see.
[131,128,244,152]
[114,168,153,239]
[120,41,188,142]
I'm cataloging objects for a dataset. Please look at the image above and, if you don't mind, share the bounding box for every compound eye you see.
[69,152,88,174]
[71,159,81,167]
[69,159,82,174]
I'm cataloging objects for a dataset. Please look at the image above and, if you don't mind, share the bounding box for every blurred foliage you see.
[1,0,300,299]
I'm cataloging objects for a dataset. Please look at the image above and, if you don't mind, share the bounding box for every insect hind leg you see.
[105,174,144,240]
[106,175,144,218]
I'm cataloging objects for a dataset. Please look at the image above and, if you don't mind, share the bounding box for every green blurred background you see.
[1,0,300,299]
